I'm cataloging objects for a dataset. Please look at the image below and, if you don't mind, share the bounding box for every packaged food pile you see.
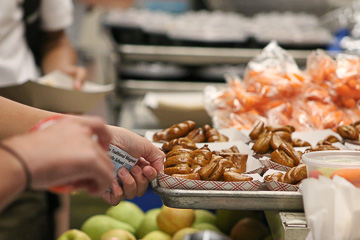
[205,42,360,131]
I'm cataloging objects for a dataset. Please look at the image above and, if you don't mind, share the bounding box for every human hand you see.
[61,65,87,90]
[102,126,165,205]
[3,117,114,196]
[78,0,134,9]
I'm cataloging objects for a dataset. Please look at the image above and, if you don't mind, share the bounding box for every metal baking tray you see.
[152,179,303,211]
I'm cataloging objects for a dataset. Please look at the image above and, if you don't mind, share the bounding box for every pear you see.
[172,228,199,240]
[57,229,91,240]
[106,201,145,230]
[157,206,195,235]
[81,215,135,240]
[143,230,171,240]
[193,210,216,225]
[136,208,161,239]
[192,223,221,233]
[100,229,136,240]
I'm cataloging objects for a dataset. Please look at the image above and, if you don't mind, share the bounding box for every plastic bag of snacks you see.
[243,41,306,99]
[205,42,360,131]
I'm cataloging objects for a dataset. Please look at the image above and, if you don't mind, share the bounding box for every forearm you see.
[41,30,77,74]
[0,97,59,139]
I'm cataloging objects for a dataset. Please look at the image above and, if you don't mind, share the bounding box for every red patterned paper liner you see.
[157,172,262,191]
[265,180,299,192]
[258,158,291,172]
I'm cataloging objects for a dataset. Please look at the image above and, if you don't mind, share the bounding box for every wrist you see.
[0,146,27,193]
[0,140,32,191]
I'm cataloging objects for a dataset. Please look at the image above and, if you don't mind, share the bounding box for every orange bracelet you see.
[0,143,32,191]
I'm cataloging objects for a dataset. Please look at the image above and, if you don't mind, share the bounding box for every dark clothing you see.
[0,191,58,240]
[22,0,43,67]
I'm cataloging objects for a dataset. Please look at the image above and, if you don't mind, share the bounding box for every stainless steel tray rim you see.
[153,186,302,198]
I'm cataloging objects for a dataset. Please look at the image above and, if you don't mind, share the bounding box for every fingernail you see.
[118,167,128,177]
[131,166,142,176]
[143,167,155,178]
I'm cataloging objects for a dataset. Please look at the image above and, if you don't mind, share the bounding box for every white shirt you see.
[0,0,73,86]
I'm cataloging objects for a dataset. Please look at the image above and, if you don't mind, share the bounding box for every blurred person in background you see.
[0,0,87,89]
[0,96,165,240]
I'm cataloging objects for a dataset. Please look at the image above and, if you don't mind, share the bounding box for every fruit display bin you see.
[151,179,303,211]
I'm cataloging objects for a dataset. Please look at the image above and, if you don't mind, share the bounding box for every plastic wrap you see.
[205,42,360,131]
[333,54,360,106]
[244,41,306,99]
[306,50,336,85]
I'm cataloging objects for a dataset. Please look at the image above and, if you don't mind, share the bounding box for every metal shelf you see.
[117,79,225,96]
[117,44,312,66]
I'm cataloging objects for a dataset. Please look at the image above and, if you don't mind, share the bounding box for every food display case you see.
[100,2,360,239]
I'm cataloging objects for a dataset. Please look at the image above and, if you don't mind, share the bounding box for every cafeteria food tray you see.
[152,179,303,211]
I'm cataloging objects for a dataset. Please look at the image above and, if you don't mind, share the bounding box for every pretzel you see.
[153,120,196,142]
[186,128,206,143]
[223,172,253,182]
[192,145,212,170]
[162,137,197,153]
[198,160,224,181]
[264,172,284,182]
[164,148,194,175]
[283,164,307,185]
[171,173,201,180]
[203,125,229,142]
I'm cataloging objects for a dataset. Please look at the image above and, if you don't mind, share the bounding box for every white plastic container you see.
[302,150,360,187]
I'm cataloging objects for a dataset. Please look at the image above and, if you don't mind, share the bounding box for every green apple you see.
[136,208,161,239]
[81,215,135,240]
[157,206,195,235]
[192,223,221,233]
[57,229,91,240]
[142,230,171,240]
[192,210,216,226]
[172,228,199,240]
[106,201,144,230]
[100,229,136,240]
